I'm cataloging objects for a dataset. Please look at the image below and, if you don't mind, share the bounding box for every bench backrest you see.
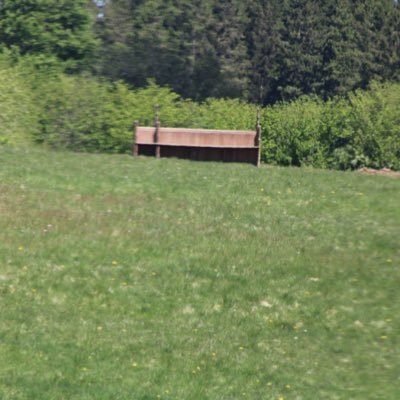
[135,126,258,148]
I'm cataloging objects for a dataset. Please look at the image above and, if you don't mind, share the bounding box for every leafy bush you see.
[33,73,123,152]
[191,98,256,130]
[0,53,39,145]
[345,82,400,170]
[32,78,197,153]
[262,82,400,170]
[262,97,327,167]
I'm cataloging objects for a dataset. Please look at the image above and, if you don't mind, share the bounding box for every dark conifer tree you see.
[275,0,325,100]
[246,0,283,104]
[209,0,250,98]
[318,0,364,98]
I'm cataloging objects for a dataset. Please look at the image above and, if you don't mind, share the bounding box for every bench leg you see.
[155,145,161,158]
[256,147,261,167]
[133,144,139,157]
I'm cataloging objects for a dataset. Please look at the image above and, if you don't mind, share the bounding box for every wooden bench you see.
[133,112,261,166]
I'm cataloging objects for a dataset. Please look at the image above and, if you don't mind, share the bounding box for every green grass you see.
[0,146,399,400]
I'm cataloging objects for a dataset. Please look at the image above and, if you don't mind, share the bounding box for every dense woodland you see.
[1,0,399,103]
[97,0,400,103]
[0,0,399,169]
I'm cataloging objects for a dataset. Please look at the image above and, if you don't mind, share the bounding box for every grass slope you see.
[0,147,399,400]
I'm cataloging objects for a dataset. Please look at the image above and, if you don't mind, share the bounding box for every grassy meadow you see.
[0,146,399,399]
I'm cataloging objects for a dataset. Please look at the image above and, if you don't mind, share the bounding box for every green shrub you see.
[262,82,400,170]
[0,53,39,145]
[346,82,400,170]
[262,96,328,167]
[130,80,193,128]
[192,98,257,130]
[33,73,119,152]
[33,78,197,153]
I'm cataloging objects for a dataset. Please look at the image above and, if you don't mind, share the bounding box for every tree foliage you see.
[1,0,398,102]
[0,0,97,69]
[96,0,400,103]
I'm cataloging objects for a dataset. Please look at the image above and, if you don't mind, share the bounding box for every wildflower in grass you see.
[18,246,24,251]
[97,326,103,331]
[267,382,272,386]
[381,336,388,340]
[213,304,222,312]
[112,261,118,265]
[386,259,392,263]
[294,321,304,330]
[260,300,273,308]
[239,346,244,351]
[132,362,138,367]
[182,305,194,314]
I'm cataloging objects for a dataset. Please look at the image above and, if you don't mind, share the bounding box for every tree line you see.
[96,0,400,103]
[0,0,399,104]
